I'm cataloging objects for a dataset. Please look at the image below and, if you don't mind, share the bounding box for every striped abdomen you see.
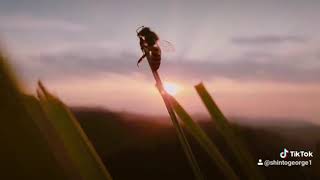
[148,46,161,71]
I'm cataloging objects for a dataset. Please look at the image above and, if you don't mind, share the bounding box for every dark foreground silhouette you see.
[72,107,320,180]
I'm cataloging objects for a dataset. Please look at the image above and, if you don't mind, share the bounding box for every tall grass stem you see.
[143,48,204,180]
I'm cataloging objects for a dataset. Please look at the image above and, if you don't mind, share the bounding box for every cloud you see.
[0,15,86,32]
[162,57,320,83]
[232,35,308,45]
[15,48,320,84]
[16,51,140,82]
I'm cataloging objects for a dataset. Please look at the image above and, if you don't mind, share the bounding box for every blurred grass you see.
[23,94,83,180]
[0,49,112,180]
[37,81,113,180]
[195,82,264,180]
[0,51,66,179]
[168,95,239,180]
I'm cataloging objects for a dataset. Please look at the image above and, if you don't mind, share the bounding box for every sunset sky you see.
[1,0,319,123]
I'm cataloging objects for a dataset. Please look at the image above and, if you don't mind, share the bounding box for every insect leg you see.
[137,53,146,67]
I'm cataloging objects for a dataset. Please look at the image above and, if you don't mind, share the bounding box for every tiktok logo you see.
[280,148,289,159]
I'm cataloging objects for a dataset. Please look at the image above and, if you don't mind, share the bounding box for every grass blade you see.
[159,90,204,180]
[23,94,84,180]
[168,95,239,180]
[37,81,113,180]
[0,51,67,179]
[143,47,204,180]
[195,82,264,180]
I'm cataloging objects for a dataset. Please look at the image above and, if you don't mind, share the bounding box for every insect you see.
[136,26,174,71]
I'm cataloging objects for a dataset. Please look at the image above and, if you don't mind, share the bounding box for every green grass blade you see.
[195,82,264,180]
[23,95,84,180]
[160,91,204,180]
[0,52,67,179]
[37,81,113,180]
[168,95,239,180]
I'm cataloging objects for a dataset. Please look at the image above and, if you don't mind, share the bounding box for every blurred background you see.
[1,0,319,123]
[1,0,319,179]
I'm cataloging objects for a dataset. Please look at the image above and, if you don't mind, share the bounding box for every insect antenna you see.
[136,25,145,34]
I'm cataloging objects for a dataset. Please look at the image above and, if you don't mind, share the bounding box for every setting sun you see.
[163,82,181,96]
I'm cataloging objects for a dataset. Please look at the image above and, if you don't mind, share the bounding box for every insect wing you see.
[158,40,175,52]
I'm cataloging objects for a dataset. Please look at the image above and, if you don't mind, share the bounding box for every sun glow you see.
[163,82,181,96]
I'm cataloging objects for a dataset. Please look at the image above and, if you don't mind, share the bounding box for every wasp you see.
[136,26,174,71]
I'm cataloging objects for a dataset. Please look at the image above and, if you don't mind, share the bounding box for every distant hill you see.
[71,107,320,180]
[232,117,320,148]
